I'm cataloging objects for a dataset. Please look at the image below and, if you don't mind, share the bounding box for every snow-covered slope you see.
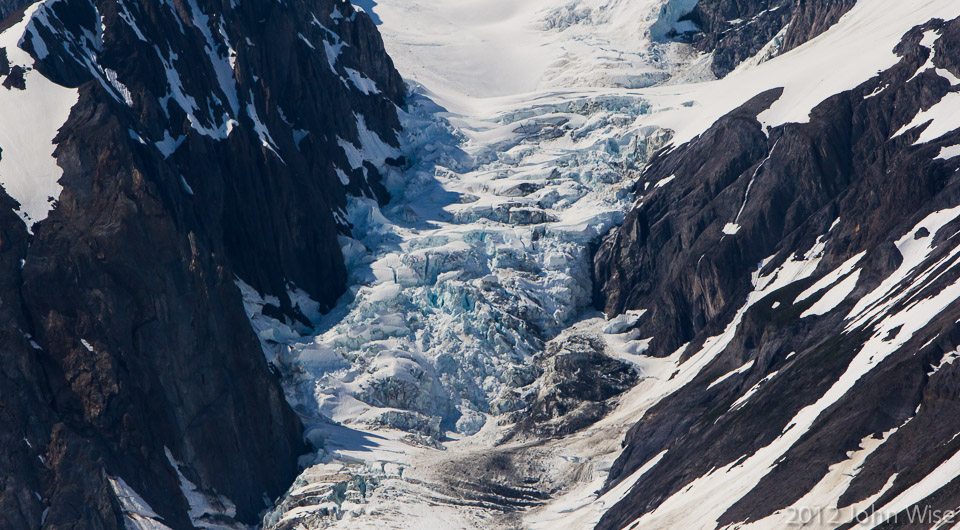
[0,2,77,230]
[592,4,960,530]
[253,0,960,529]
[366,0,704,106]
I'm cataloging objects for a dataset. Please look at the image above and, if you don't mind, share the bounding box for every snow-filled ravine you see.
[245,0,960,528]
[251,77,673,529]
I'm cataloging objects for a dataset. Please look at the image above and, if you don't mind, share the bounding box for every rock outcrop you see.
[0,0,404,526]
[594,15,960,530]
[502,333,638,442]
[683,0,858,77]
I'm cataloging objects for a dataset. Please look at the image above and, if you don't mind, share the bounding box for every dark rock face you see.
[0,0,403,526]
[594,88,782,357]
[502,334,638,442]
[685,0,857,77]
[594,16,960,530]
[0,0,29,22]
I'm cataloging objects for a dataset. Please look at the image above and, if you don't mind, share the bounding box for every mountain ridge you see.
[0,0,405,526]
[594,11,960,530]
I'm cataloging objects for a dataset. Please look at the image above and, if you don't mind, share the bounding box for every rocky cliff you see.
[595,12,960,530]
[0,0,403,526]
[682,0,858,77]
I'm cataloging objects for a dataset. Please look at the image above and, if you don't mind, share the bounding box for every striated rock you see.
[594,16,960,530]
[685,0,858,77]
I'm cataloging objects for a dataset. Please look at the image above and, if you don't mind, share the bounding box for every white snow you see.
[619,207,960,530]
[164,448,241,529]
[896,91,960,145]
[730,140,779,227]
[654,174,676,188]
[337,114,399,186]
[906,29,941,83]
[846,205,960,330]
[603,309,646,334]
[858,449,960,529]
[0,1,79,231]
[722,223,741,235]
[892,27,960,144]
[108,476,174,530]
[245,92,281,156]
[105,68,134,106]
[344,67,380,94]
[789,251,866,318]
[115,0,147,42]
[154,45,232,139]
[335,167,350,186]
[155,131,185,157]
[794,252,865,304]
[800,269,861,318]
[128,130,147,144]
[640,0,960,146]
[707,360,754,390]
[864,83,888,99]
[322,38,345,73]
[366,0,691,105]
[298,33,315,50]
[929,348,960,376]
[729,370,779,410]
[937,145,960,160]
[733,427,902,530]
[180,175,194,195]
[186,0,239,115]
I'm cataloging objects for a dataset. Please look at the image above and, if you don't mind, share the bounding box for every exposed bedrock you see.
[0,0,404,525]
[595,17,960,530]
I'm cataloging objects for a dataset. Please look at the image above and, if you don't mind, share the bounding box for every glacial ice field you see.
[239,0,960,528]
[252,74,673,530]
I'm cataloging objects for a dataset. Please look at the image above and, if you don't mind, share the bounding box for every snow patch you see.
[654,174,675,188]
[708,360,754,390]
[722,223,741,235]
[164,448,241,529]
[108,476,174,530]
[794,251,865,304]
[344,67,380,95]
[0,1,80,231]
[801,269,861,318]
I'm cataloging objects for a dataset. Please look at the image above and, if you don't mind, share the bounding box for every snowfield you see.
[0,2,79,231]
[252,0,960,528]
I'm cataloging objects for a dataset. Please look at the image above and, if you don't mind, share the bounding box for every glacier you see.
[241,0,960,528]
[251,67,671,530]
